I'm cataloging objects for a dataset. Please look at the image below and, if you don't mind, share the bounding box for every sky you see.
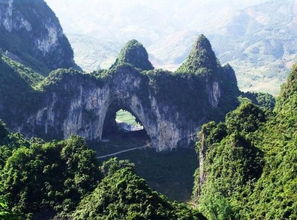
[43,0,294,95]
[45,0,269,36]
[43,0,271,70]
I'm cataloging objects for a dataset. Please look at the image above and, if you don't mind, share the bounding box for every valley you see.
[0,0,296,219]
[92,132,197,202]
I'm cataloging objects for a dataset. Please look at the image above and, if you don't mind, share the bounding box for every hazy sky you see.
[45,0,269,36]
[43,0,271,70]
[46,0,267,10]
[43,0,292,95]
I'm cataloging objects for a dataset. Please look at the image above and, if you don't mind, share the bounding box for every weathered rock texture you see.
[0,0,79,74]
[0,38,239,151]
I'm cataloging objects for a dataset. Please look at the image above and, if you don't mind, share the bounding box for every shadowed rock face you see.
[18,68,232,151]
[0,0,79,74]
[17,68,180,151]
[0,37,239,151]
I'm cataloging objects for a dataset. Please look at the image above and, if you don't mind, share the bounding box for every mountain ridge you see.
[47,0,297,95]
[0,35,240,151]
[193,62,297,219]
[0,0,80,75]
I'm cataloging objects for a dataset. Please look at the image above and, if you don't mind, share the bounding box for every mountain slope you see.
[111,39,154,71]
[209,0,297,94]
[46,0,297,94]
[0,0,79,75]
[193,64,297,219]
[177,35,219,74]
[0,54,42,127]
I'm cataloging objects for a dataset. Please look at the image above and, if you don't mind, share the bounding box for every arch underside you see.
[102,100,146,138]
[18,67,224,151]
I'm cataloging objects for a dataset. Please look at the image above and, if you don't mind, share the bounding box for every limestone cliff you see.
[0,0,79,75]
[0,37,239,151]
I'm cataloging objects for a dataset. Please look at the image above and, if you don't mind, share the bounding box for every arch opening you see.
[101,101,150,146]
[115,109,144,132]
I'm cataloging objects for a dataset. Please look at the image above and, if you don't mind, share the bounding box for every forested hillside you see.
[0,1,296,219]
[193,65,297,219]
[0,121,206,219]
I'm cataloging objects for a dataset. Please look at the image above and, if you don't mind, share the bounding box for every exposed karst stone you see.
[0,0,79,75]
[0,36,239,151]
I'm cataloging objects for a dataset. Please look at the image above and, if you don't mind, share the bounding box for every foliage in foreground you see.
[194,66,297,219]
[73,158,205,220]
[0,121,203,219]
[240,91,275,110]
[0,132,100,218]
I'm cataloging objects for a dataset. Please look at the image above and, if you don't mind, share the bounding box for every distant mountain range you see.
[46,0,297,95]
[209,0,297,95]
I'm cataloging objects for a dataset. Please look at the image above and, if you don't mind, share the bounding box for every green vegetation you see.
[116,109,141,126]
[0,122,203,219]
[0,54,43,125]
[73,158,204,220]
[241,91,275,110]
[194,103,266,219]
[36,68,88,90]
[193,65,297,219]
[177,35,219,74]
[111,39,154,71]
[0,197,21,220]
[0,121,34,219]
[1,55,44,87]
[0,135,100,218]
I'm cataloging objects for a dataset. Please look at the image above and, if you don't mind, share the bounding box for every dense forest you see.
[193,66,297,219]
[0,121,205,219]
[0,60,296,219]
[0,1,296,219]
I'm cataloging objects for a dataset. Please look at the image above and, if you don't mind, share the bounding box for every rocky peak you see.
[112,40,154,71]
[221,64,239,94]
[0,0,79,75]
[177,34,219,74]
[223,64,237,81]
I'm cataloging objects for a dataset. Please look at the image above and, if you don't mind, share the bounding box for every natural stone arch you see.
[102,102,150,139]
[2,36,240,151]
[98,68,158,145]
[101,103,146,138]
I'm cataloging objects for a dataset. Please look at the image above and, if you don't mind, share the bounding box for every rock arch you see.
[3,36,240,151]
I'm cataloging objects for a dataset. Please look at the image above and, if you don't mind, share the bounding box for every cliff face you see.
[0,0,79,75]
[0,38,239,151]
